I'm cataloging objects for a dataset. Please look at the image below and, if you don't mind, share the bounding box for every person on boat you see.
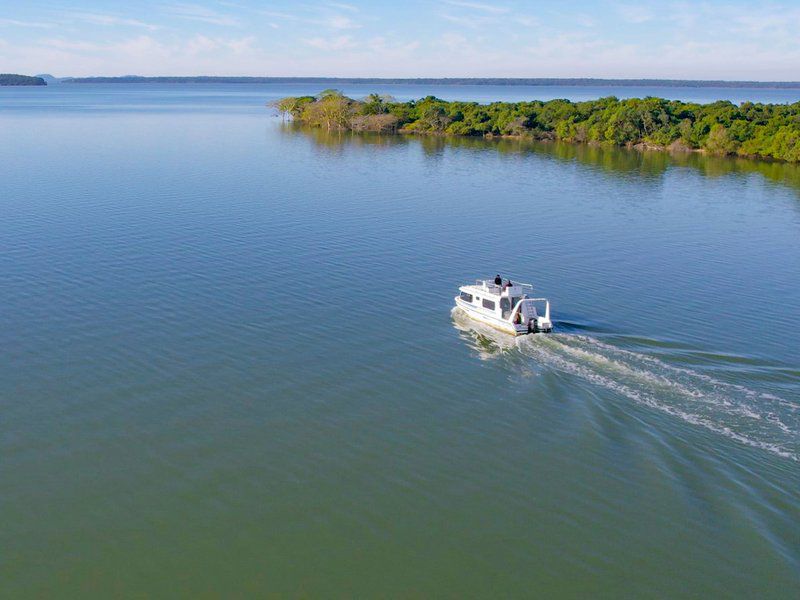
[494,274,502,286]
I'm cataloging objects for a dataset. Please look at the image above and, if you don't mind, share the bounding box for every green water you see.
[1,84,798,598]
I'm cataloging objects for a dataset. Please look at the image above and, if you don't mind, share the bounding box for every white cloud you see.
[3,0,800,80]
[8,25,800,80]
[7,34,266,76]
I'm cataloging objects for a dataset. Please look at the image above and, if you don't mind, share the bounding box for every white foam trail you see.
[515,334,799,462]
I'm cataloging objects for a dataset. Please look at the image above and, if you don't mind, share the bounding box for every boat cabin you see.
[455,279,552,335]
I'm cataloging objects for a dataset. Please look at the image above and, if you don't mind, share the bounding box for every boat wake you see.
[519,334,797,461]
[452,310,798,462]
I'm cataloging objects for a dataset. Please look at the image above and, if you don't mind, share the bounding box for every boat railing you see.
[475,279,533,290]
[514,297,551,322]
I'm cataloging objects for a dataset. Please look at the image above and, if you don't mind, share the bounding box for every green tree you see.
[704,124,738,155]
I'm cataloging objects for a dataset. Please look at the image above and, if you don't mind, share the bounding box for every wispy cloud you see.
[515,15,538,27]
[24,33,263,75]
[184,34,255,54]
[442,0,509,14]
[729,8,800,40]
[166,3,240,26]
[439,31,468,50]
[40,38,102,52]
[258,6,362,30]
[0,18,54,28]
[326,2,359,12]
[258,7,359,29]
[259,10,297,20]
[439,0,509,28]
[302,35,356,51]
[74,13,160,31]
[615,4,653,24]
[325,15,360,29]
[440,13,489,28]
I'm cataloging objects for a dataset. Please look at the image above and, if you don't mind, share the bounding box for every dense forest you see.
[0,74,46,86]
[274,91,800,162]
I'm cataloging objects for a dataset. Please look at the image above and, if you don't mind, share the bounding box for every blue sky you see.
[1,1,798,79]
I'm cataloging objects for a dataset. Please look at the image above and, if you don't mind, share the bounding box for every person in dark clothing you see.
[494,274,502,286]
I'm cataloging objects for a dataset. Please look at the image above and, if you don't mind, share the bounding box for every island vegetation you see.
[0,74,47,86]
[273,91,800,162]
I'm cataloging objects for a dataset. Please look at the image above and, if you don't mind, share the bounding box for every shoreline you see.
[489,135,720,159]
[307,127,785,163]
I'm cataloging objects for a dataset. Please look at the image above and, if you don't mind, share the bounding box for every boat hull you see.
[454,299,533,336]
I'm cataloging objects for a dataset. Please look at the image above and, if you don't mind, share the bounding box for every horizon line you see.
[44,76,800,89]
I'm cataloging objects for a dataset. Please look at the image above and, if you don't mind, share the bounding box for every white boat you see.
[454,278,553,335]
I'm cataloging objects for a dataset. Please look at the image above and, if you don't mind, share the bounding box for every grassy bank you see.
[273,91,800,162]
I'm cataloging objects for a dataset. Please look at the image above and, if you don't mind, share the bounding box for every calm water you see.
[1,84,799,598]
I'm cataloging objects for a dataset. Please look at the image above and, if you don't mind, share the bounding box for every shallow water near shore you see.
[1,84,799,597]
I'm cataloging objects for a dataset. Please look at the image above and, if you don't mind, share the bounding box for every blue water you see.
[4,82,800,114]
[1,84,799,597]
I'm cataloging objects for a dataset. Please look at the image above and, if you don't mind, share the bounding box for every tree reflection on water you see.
[279,121,800,195]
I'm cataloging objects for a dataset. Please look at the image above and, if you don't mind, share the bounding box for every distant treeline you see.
[64,76,800,88]
[0,74,46,86]
[274,91,800,162]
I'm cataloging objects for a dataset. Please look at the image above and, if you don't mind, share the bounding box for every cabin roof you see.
[459,280,531,298]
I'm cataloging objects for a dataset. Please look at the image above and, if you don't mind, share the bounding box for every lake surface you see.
[1,84,799,598]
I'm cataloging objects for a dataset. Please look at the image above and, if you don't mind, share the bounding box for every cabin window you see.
[482,299,496,310]
[460,292,473,302]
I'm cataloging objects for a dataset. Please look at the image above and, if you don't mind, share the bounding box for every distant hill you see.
[35,74,62,84]
[0,74,47,86]
[63,76,800,89]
